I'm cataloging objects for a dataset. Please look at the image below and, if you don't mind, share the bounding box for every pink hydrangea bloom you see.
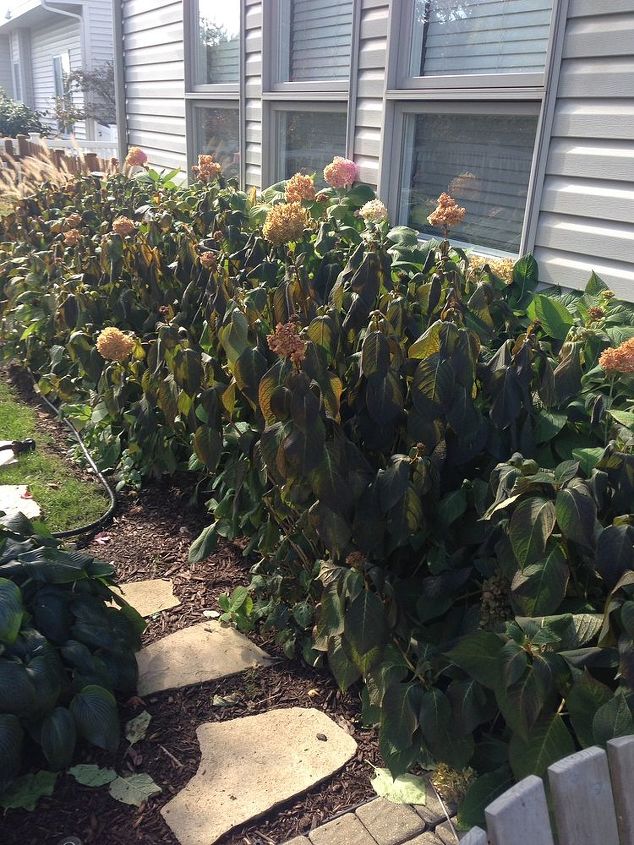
[125,147,148,168]
[323,156,359,189]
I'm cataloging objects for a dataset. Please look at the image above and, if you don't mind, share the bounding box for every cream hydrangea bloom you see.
[262,202,308,246]
[360,199,388,224]
[96,327,136,362]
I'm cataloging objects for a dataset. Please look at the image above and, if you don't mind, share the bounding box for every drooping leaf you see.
[370,767,428,805]
[556,485,597,550]
[511,543,569,616]
[125,710,152,745]
[188,523,217,564]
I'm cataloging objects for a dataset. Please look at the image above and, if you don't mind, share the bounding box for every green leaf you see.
[458,767,513,829]
[510,255,539,306]
[193,427,222,472]
[40,707,77,770]
[572,447,604,477]
[585,271,608,296]
[593,691,634,746]
[446,631,505,690]
[567,672,613,747]
[0,578,23,644]
[0,771,57,811]
[70,685,120,753]
[511,543,569,616]
[108,773,161,807]
[0,713,23,786]
[527,294,574,341]
[69,764,118,787]
[370,767,428,805]
[188,523,217,563]
[125,710,152,745]
[380,682,419,750]
[556,485,597,549]
[361,331,390,377]
[327,635,361,690]
[609,409,634,431]
[0,659,36,713]
[345,589,387,656]
[509,714,574,779]
[508,497,556,568]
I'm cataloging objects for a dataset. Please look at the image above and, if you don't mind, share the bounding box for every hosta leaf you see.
[0,578,23,644]
[508,497,556,568]
[108,773,161,807]
[69,764,117,787]
[0,659,36,713]
[70,685,120,752]
[125,710,152,745]
[40,707,76,770]
[370,767,427,805]
[0,771,57,811]
[509,714,574,779]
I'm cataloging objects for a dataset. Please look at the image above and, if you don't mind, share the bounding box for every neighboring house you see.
[0,0,115,141]
[111,0,633,301]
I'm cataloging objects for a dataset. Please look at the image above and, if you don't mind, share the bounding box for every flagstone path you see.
[122,582,459,845]
[0,483,41,519]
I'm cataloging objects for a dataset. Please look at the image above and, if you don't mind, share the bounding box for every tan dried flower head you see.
[96,327,136,362]
[63,228,81,247]
[112,216,137,237]
[267,321,306,365]
[199,251,217,271]
[193,154,222,183]
[599,338,634,374]
[588,306,605,321]
[125,146,148,168]
[427,192,466,235]
[346,551,365,569]
[602,290,616,300]
[470,255,515,283]
[262,202,308,246]
[430,764,476,806]
[285,173,316,203]
[64,213,82,230]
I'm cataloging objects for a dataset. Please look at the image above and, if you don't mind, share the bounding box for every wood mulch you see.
[2,430,379,844]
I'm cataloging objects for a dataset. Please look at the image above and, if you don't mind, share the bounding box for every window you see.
[12,62,21,102]
[193,104,240,180]
[276,0,354,84]
[275,107,348,182]
[388,0,557,256]
[400,107,539,253]
[193,1,240,87]
[52,52,73,135]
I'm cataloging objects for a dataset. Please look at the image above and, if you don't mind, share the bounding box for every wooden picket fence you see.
[461,738,634,845]
[0,133,116,174]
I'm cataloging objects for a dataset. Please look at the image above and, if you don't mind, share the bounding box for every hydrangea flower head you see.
[112,216,137,237]
[200,251,217,270]
[427,192,466,235]
[285,173,316,203]
[96,327,136,362]
[267,321,306,365]
[193,154,222,183]
[125,147,148,168]
[323,156,359,189]
[360,199,388,224]
[63,228,81,246]
[599,338,634,374]
[262,202,308,246]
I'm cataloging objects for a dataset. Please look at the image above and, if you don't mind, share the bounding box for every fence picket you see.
[608,737,634,845]
[485,775,554,845]
[548,747,620,845]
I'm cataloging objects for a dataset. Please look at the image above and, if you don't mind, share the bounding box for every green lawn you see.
[0,379,108,532]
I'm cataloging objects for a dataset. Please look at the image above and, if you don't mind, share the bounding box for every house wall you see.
[85,0,115,74]
[30,17,86,139]
[533,0,634,299]
[116,0,634,300]
[0,36,14,97]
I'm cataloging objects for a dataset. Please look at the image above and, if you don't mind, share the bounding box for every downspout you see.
[39,1,93,139]
[112,0,128,167]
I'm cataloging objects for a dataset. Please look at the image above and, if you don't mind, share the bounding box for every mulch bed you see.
[2,375,379,845]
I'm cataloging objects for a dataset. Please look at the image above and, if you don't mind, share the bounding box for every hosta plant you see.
[0,514,144,790]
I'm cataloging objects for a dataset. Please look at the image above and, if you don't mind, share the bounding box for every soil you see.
[1,372,379,845]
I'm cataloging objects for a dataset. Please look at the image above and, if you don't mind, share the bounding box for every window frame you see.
[266,100,350,185]
[381,0,565,258]
[264,0,355,94]
[12,61,22,102]
[52,51,73,136]
[183,0,245,186]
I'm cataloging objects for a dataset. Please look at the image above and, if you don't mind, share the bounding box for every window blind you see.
[414,0,553,76]
[404,112,538,253]
[289,0,354,82]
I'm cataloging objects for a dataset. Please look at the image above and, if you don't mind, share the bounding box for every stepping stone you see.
[309,813,376,845]
[161,707,357,845]
[136,621,272,696]
[0,442,18,467]
[355,798,426,845]
[0,484,41,520]
[111,578,180,617]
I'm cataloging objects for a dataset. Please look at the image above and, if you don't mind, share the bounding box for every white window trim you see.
[380,0,567,259]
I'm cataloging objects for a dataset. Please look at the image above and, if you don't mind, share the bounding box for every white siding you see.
[0,36,13,98]
[30,19,86,140]
[85,0,114,73]
[120,0,186,171]
[245,0,262,188]
[534,0,634,299]
[353,0,389,189]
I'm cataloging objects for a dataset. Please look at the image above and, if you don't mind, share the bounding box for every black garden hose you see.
[37,391,117,539]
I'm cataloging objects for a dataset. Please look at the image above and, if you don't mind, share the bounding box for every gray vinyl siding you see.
[85,0,115,74]
[354,0,389,189]
[0,36,13,98]
[245,0,263,188]
[30,19,86,139]
[121,0,186,171]
[533,0,634,299]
